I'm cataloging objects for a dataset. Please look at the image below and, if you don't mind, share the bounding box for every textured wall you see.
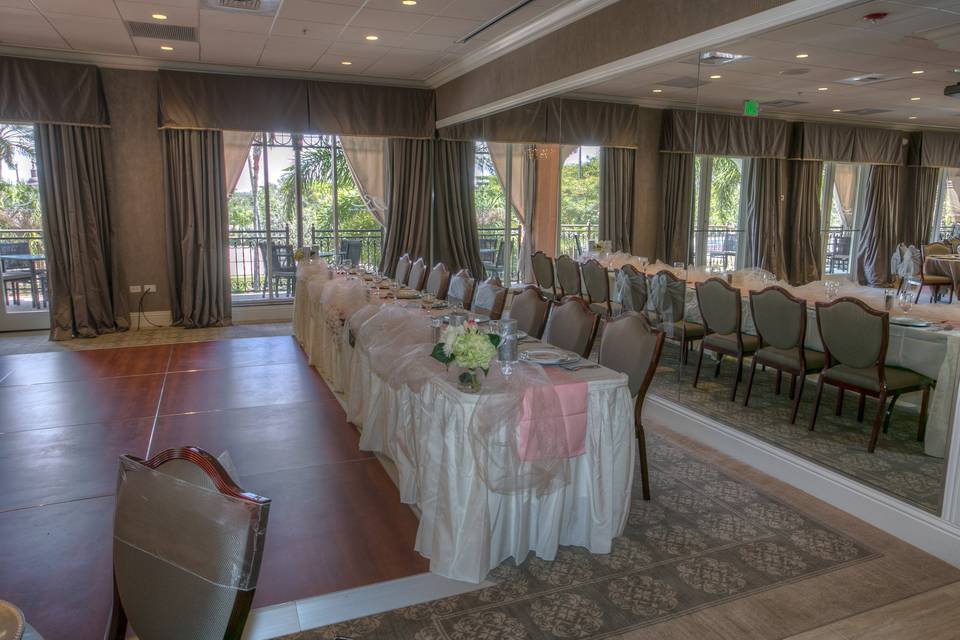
[100,69,170,313]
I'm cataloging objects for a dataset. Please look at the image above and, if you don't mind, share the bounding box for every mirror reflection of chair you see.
[480,237,504,280]
[448,269,475,310]
[338,239,362,267]
[395,253,412,286]
[744,286,825,423]
[617,265,649,319]
[555,254,582,297]
[649,270,702,364]
[425,262,450,300]
[542,296,600,359]
[693,277,758,401]
[582,258,619,317]
[598,312,665,500]
[472,276,508,320]
[531,251,559,300]
[106,447,270,640]
[508,285,551,338]
[809,297,933,453]
[407,257,428,291]
[916,242,952,303]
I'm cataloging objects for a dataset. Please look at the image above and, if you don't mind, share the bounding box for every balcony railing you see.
[692,227,741,271]
[0,228,44,255]
[824,226,855,275]
[559,223,597,259]
[477,227,521,283]
[309,227,383,270]
[0,228,47,311]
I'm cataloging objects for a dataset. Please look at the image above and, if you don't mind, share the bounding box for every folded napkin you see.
[517,367,588,461]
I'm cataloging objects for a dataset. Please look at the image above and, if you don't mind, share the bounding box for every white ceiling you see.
[0,0,572,82]
[573,0,960,129]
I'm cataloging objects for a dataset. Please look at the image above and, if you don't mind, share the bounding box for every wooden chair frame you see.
[555,254,582,297]
[693,277,751,402]
[543,295,600,359]
[916,242,954,304]
[407,257,428,291]
[531,251,558,298]
[510,285,552,338]
[582,258,613,316]
[472,276,508,320]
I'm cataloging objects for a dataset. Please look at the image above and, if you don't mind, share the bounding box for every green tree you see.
[708,157,742,227]
[559,154,600,227]
[0,125,33,171]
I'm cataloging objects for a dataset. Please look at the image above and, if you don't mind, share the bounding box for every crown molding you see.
[0,44,428,88]
[425,0,621,89]
[434,0,864,128]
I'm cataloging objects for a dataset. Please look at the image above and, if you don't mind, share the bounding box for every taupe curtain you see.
[434,140,484,278]
[661,110,790,159]
[744,158,788,278]
[599,147,635,253]
[35,124,128,340]
[340,136,387,225]
[856,164,902,286]
[379,139,433,277]
[222,131,254,194]
[1,56,109,126]
[520,147,539,283]
[163,129,231,328]
[785,160,823,285]
[901,166,941,246]
[794,122,906,165]
[658,153,694,264]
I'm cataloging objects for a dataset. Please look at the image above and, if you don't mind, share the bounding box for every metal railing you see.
[824,226,854,275]
[228,226,292,295]
[309,227,383,270]
[477,227,521,282]
[0,228,44,255]
[692,226,740,271]
[558,223,597,260]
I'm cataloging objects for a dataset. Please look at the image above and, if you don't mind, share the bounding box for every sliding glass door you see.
[819,163,866,277]
[559,145,600,258]
[473,142,521,282]
[691,155,747,269]
[0,123,48,331]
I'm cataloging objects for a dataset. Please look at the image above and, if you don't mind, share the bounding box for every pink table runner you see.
[517,367,588,461]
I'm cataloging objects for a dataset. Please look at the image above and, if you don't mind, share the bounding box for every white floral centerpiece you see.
[431,320,499,393]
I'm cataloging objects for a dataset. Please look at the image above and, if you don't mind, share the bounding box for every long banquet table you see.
[292,261,635,583]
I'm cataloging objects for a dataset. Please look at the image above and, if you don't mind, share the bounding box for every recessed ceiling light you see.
[817,87,828,91]
[340,60,352,65]
[151,13,167,20]
[709,74,722,79]
[909,116,918,120]
[912,70,924,75]
[910,96,920,101]
[160,45,173,51]
[652,88,663,93]
[795,53,809,59]
[832,108,842,112]
[401,0,417,4]
[364,34,379,41]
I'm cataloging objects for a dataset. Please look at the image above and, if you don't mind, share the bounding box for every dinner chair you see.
[617,265,649,317]
[508,285,551,338]
[395,254,412,286]
[694,277,758,401]
[106,447,271,640]
[809,297,932,452]
[599,312,665,501]
[531,251,559,299]
[555,254,582,297]
[472,276,508,320]
[649,269,703,364]
[891,243,920,294]
[425,262,450,300]
[542,296,600,358]
[915,242,952,303]
[448,269,475,310]
[407,257,428,291]
[744,286,825,423]
[582,258,620,317]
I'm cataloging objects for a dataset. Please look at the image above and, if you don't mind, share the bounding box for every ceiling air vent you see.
[657,76,707,89]
[200,0,281,15]
[125,21,198,42]
[844,108,892,116]
[760,99,807,108]
[836,73,900,86]
[699,51,750,65]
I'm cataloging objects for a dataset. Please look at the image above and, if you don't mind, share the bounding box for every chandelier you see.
[525,145,552,160]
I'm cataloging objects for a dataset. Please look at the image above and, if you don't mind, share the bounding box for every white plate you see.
[520,348,577,365]
[890,316,932,327]
[395,289,420,299]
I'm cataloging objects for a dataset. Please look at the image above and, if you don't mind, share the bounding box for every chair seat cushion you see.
[824,364,932,393]
[662,320,704,340]
[704,332,759,354]
[590,301,622,317]
[921,274,952,285]
[756,346,825,372]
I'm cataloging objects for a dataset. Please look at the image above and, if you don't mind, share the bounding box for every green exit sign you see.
[743,100,760,117]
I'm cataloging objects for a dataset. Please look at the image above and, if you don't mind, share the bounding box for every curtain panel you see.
[307,83,434,138]
[600,147,636,253]
[793,122,907,165]
[434,140,484,278]
[900,166,941,247]
[912,131,960,168]
[163,129,232,328]
[379,139,433,277]
[744,158,788,279]
[657,152,694,264]
[659,110,791,158]
[0,56,109,126]
[785,160,823,285]
[340,136,388,225]
[35,124,128,340]
[856,164,903,286]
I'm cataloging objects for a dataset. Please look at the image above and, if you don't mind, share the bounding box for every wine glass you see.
[898,289,913,315]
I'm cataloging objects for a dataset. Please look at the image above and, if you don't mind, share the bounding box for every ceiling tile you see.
[259,35,331,69]
[351,7,431,31]
[363,47,440,76]
[272,18,344,40]
[416,15,480,37]
[117,0,197,7]
[0,0,35,9]
[0,7,68,48]
[325,40,391,57]
[44,13,137,54]
[115,2,199,27]
[198,8,273,33]
[133,36,199,60]
[440,0,515,21]
[32,0,121,19]
[401,31,456,51]
[279,0,359,23]
[363,0,450,14]
[312,52,376,73]
[337,25,409,47]
[200,32,266,66]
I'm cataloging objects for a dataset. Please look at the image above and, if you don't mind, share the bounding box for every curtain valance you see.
[659,109,790,158]
[910,130,960,168]
[0,56,109,126]
[792,121,907,165]
[307,82,434,138]
[438,100,558,144]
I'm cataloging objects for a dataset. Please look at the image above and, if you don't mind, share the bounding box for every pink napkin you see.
[517,368,588,461]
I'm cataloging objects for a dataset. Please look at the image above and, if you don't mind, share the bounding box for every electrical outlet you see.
[129,285,142,293]
[144,284,157,293]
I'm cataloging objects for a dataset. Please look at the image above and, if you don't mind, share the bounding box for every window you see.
[473,142,521,282]
[692,155,747,269]
[559,146,600,257]
[227,133,382,304]
[819,163,866,276]
[933,168,960,241]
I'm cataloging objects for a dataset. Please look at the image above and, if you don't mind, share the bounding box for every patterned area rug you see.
[275,434,878,640]
[650,345,945,512]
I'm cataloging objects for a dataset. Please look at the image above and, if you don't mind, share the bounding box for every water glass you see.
[449,311,468,327]
[898,289,913,314]
[431,317,443,343]
[497,318,519,375]
[884,289,895,311]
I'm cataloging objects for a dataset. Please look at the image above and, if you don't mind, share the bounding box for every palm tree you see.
[0,125,34,172]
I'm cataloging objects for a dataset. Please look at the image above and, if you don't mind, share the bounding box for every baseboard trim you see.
[128,310,172,329]
[646,394,960,568]
[232,303,294,324]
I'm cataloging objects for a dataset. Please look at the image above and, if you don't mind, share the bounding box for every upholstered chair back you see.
[472,277,508,320]
[581,259,609,303]
[617,265,648,313]
[426,263,450,299]
[555,255,582,296]
[750,286,805,351]
[816,298,886,369]
[696,277,740,335]
[599,312,664,398]
[395,254,412,285]
[648,270,685,324]
[448,270,476,310]
[407,258,427,291]
[542,296,600,358]
[531,251,555,290]
[509,286,551,338]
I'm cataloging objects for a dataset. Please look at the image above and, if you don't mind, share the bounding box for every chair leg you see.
[743,357,759,407]
[789,374,797,400]
[775,370,782,395]
[693,344,705,388]
[857,393,866,422]
[883,393,900,434]
[835,388,845,416]
[636,422,651,501]
[915,284,922,304]
[105,574,128,640]
[809,375,825,432]
[713,354,722,378]
[730,356,743,402]
[790,374,806,425]
[867,391,888,453]
[918,386,930,442]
